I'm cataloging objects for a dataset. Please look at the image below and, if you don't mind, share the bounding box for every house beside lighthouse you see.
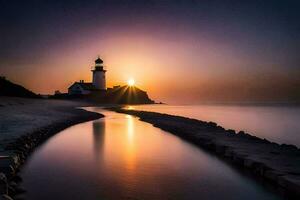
[64,56,154,104]
[68,57,106,95]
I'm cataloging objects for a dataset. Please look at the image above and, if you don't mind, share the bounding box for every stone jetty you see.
[109,107,300,198]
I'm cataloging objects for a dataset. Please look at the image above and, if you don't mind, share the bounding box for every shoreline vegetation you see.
[0,97,103,200]
[108,107,300,198]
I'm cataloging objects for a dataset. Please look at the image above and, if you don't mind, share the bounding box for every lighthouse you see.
[68,57,107,95]
[92,57,106,90]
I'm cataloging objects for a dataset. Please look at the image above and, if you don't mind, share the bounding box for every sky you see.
[0,0,299,104]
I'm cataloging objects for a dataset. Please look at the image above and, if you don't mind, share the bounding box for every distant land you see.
[0,76,39,98]
[53,85,154,104]
[0,77,154,104]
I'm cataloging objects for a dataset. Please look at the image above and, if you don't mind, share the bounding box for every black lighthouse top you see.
[95,57,103,64]
[92,56,106,72]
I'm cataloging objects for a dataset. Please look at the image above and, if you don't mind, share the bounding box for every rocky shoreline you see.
[109,107,300,198]
[0,98,103,200]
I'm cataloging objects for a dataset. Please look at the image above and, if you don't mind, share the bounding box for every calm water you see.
[128,104,300,147]
[20,108,282,200]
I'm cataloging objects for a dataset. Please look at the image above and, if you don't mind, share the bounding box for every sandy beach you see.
[0,98,97,144]
[0,97,103,199]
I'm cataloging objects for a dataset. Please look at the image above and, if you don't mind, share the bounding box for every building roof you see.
[95,57,103,64]
[69,82,97,90]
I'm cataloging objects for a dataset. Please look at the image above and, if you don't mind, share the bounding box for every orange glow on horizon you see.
[2,31,299,104]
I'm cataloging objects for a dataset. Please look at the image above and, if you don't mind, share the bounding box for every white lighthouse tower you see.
[92,57,106,90]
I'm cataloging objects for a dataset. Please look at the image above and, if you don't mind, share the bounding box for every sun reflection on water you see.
[125,106,134,110]
[125,115,136,171]
[20,109,283,200]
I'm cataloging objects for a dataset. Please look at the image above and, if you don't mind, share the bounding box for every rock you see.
[12,194,25,200]
[10,176,22,184]
[232,153,246,166]
[264,170,284,182]
[215,143,227,154]
[0,173,7,184]
[224,148,234,158]
[0,158,14,176]
[237,131,246,135]
[208,121,217,127]
[226,129,236,135]
[280,144,298,150]
[1,194,13,200]
[278,175,300,195]
[243,158,256,168]
[110,107,300,197]
[13,186,26,195]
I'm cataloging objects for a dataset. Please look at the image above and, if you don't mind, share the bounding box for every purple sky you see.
[0,0,299,103]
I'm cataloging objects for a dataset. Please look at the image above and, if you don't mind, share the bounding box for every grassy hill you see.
[0,76,39,98]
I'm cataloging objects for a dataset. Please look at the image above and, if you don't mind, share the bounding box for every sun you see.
[127,79,135,86]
